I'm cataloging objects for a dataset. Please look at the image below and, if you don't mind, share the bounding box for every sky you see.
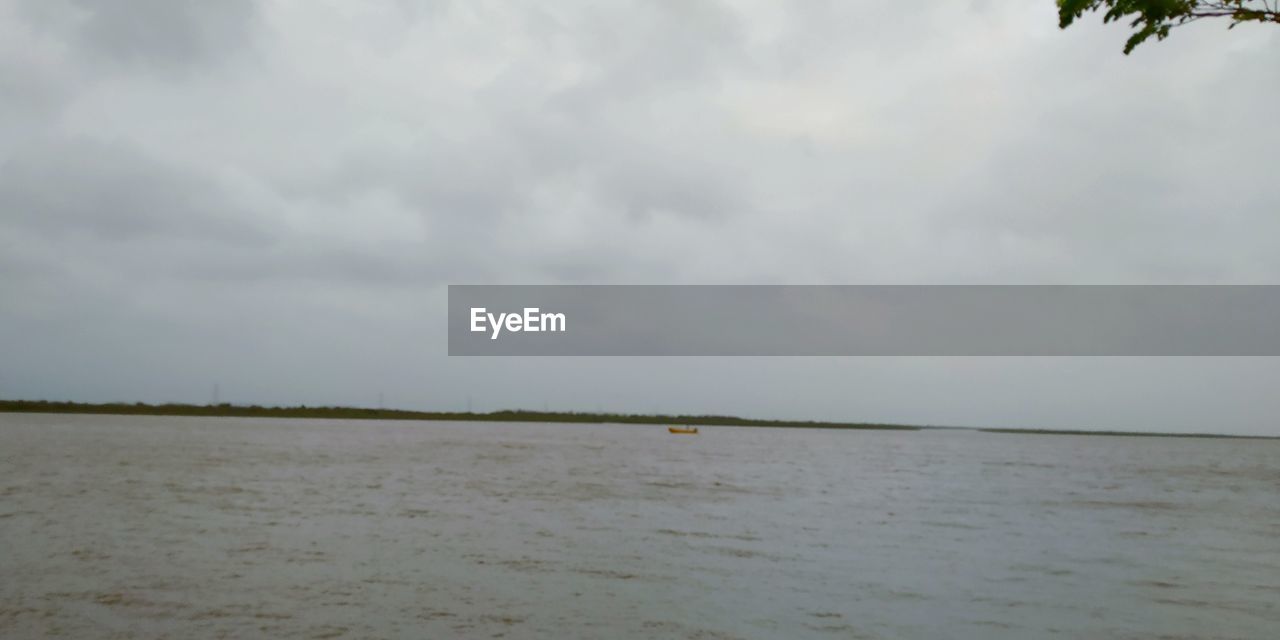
[1,1,1278,435]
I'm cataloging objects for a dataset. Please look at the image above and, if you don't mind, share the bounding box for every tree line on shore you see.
[0,399,919,430]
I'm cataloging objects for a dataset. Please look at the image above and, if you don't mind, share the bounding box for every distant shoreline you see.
[0,400,918,431]
[1,400,1275,440]
[975,428,1276,440]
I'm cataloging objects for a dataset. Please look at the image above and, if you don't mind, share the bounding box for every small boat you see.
[668,426,699,435]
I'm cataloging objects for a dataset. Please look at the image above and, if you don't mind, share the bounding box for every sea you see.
[1,413,1277,639]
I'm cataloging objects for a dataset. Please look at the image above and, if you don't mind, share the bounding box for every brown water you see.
[1,413,1277,639]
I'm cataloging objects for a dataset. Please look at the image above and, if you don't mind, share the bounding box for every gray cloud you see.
[1,1,1278,434]
[14,0,258,71]
[0,135,270,243]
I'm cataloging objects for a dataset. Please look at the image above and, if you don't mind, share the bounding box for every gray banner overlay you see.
[448,286,1280,356]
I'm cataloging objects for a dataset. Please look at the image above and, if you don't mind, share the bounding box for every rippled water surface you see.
[2,414,1277,639]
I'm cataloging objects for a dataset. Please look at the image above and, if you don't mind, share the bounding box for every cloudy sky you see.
[1,1,1278,435]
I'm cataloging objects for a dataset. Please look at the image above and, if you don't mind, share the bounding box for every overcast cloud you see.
[1,1,1278,435]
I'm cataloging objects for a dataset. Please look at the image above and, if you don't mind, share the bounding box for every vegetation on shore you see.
[0,399,918,431]
[3,400,1274,439]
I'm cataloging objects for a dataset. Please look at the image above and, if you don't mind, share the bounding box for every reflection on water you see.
[1,414,1277,639]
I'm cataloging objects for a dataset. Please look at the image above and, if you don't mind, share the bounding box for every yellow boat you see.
[668,426,699,435]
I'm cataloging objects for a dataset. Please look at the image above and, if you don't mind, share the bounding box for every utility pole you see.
[212,383,220,406]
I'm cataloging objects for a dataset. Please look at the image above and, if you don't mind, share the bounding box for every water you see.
[1,414,1277,639]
